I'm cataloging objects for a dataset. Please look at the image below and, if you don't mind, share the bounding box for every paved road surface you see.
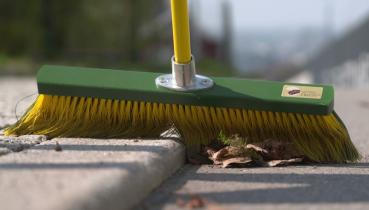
[141,89,369,210]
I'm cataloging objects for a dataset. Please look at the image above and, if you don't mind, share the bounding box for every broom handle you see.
[171,0,192,64]
[155,0,214,91]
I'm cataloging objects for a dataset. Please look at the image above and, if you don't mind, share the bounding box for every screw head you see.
[159,77,167,83]
[201,79,209,85]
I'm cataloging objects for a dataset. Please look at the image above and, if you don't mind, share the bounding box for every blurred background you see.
[1,0,369,88]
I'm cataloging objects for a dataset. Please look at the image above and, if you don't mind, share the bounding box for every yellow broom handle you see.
[171,0,192,64]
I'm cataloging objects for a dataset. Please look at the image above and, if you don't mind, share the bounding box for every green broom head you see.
[4,65,360,163]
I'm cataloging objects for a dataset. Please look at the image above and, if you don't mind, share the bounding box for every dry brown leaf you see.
[176,195,206,209]
[204,146,217,158]
[210,146,252,165]
[222,157,253,168]
[187,196,205,208]
[207,138,306,168]
[267,158,304,167]
[247,139,303,160]
[246,144,268,154]
[212,147,230,161]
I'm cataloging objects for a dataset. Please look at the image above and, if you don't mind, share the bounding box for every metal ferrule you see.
[155,55,214,92]
[172,56,196,87]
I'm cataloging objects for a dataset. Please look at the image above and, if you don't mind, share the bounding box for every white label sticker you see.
[282,85,323,99]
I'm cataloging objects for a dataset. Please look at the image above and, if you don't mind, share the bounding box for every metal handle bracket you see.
[155,56,214,92]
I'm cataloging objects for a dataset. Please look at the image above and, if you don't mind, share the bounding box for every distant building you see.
[192,0,233,63]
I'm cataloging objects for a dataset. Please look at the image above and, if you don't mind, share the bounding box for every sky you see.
[190,0,369,35]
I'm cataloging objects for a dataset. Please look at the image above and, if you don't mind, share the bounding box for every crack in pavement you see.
[0,135,48,157]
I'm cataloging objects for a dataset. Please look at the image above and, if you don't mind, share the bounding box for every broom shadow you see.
[143,164,369,207]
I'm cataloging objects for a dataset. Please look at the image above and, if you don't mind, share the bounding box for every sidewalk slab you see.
[0,138,185,210]
[0,77,187,210]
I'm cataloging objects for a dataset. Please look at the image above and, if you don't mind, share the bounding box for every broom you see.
[4,0,359,163]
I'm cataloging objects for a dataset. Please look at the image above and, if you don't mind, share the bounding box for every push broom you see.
[4,0,359,163]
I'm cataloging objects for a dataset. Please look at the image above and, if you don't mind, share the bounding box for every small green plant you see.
[218,131,248,147]
[217,131,263,162]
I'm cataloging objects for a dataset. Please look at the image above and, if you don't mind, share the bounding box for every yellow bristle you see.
[4,94,360,163]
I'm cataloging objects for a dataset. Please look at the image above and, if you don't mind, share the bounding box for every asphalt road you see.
[141,89,369,210]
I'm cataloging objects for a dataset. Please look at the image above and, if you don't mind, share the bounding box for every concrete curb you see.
[0,138,186,210]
